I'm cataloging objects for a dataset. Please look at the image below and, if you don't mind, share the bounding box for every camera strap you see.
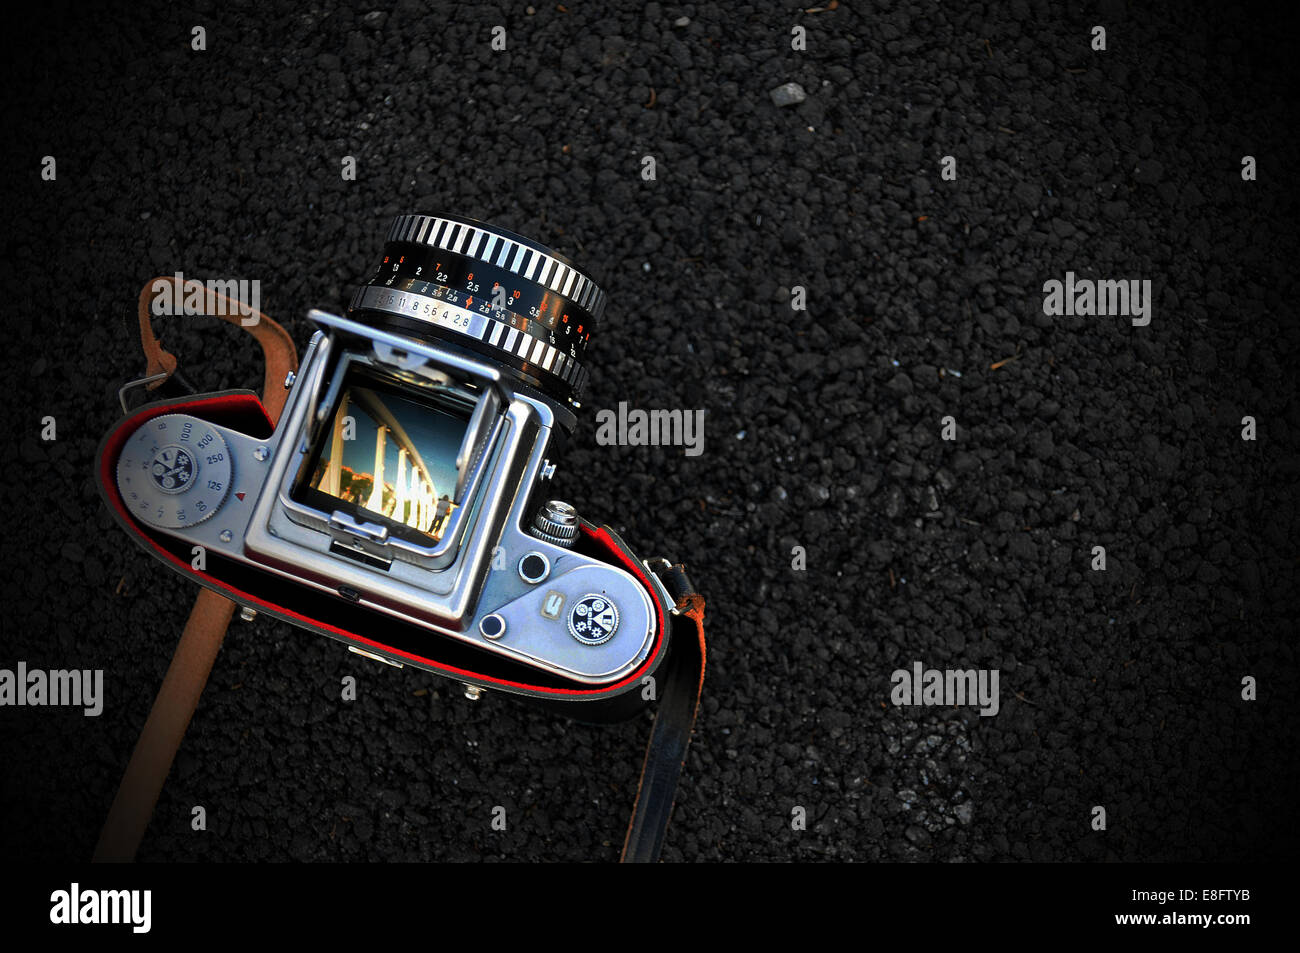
[96,279,706,863]
[130,275,298,420]
[621,562,707,863]
[94,279,299,863]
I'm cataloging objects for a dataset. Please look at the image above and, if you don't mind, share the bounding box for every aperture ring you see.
[368,241,597,349]
[350,284,590,393]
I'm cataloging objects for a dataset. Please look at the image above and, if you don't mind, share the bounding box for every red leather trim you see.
[100,393,668,698]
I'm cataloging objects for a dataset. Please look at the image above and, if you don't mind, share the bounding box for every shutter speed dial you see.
[117,414,232,530]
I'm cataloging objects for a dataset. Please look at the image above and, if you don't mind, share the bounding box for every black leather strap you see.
[620,563,706,863]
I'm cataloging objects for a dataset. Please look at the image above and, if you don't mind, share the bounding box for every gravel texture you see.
[1,0,1297,862]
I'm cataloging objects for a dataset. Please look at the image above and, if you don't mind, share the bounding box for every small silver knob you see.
[530,500,579,548]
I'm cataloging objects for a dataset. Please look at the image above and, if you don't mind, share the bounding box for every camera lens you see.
[347,213,604,404]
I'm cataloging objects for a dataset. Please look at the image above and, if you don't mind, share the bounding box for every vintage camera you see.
[98,214,680,717]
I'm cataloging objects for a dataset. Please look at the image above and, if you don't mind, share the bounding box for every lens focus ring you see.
[348,213,603,403]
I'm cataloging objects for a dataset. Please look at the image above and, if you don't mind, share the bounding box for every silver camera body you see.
[113,310,659,687]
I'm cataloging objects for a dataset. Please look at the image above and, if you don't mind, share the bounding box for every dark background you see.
[1,0,1297,862]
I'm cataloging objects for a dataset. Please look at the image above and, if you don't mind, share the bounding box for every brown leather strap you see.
[134,276,298,421]
[92,279,297,862]
[92,590,236,861]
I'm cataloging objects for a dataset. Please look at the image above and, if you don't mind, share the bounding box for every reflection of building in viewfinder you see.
[314,388,459,538]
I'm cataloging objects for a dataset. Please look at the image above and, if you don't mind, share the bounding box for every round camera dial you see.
[117,415,232,530]
[567,594,620,646]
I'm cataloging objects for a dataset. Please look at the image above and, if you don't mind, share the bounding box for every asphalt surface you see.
[2,0,1298,862]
